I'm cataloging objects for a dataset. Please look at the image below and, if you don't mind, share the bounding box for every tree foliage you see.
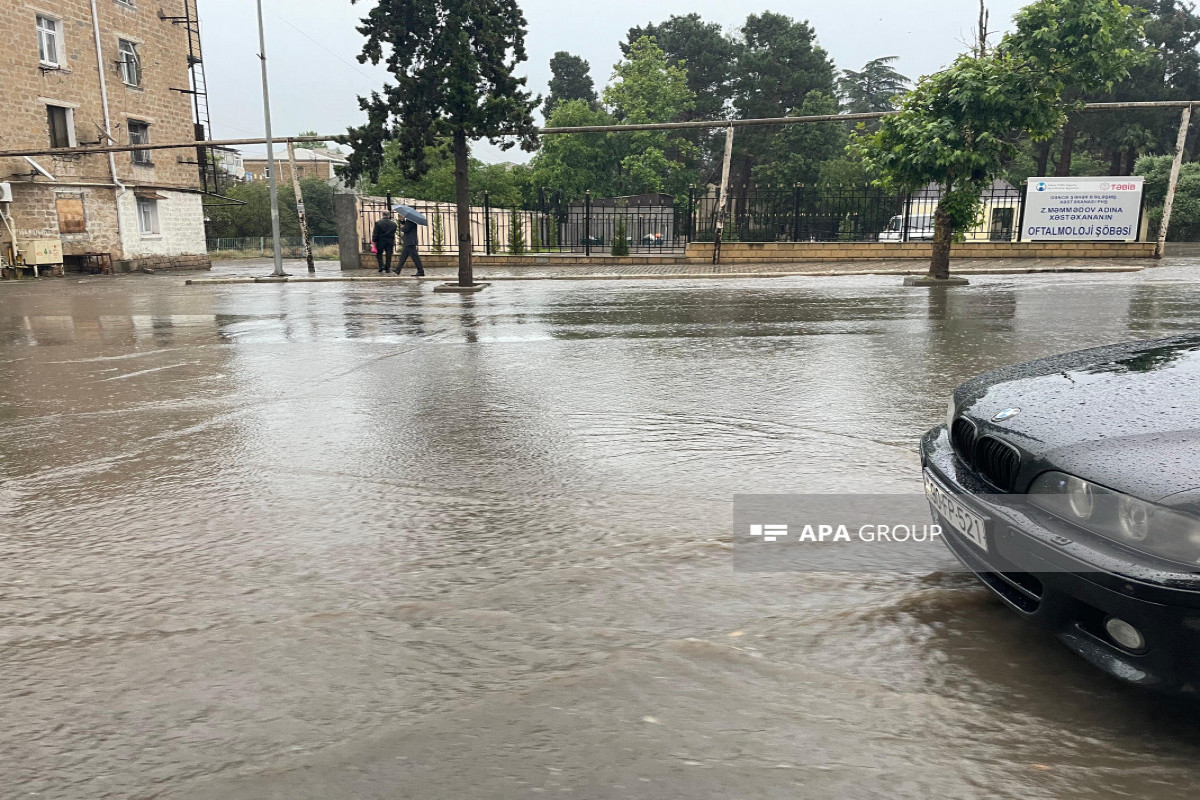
[839,57,910,113]
[853,0,1145,278]
[205,178,337,239]
[1137,153,1200,239]
[544,51,598,117]
[343,0,539,284]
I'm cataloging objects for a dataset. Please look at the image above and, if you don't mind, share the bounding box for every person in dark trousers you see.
[372,212,397,273]
[395,218,425,276]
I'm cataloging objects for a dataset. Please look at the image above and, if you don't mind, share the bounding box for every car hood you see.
[955,334,1200,503]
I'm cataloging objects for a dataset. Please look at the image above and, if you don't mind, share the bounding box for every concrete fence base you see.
[684,241,1157,262]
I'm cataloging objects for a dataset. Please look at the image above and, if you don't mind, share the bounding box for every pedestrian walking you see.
[395,218,425,276]
[372,212,398,273]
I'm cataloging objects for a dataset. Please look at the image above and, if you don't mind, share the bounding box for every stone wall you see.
[684,241,1158,262]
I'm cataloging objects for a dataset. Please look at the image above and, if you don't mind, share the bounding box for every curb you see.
[185,264,1145,286]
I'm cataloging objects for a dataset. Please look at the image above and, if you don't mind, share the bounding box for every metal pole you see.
[256,0,285,277]
[584,191,592,257]
[287,140,315,273]
[713,124,736,265]
[1156,104,1193,258]
[1016,181,1028,242]
[484,191,492,256]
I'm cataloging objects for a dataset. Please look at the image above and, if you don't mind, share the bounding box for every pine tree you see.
[343,0,539,286]
[508,210,525,255]
[431,212,445,254]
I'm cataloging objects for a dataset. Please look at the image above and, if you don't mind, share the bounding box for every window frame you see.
[117,38,141,87]
[36,15,62,68]
[128,119,152,166]
[136,197,160,235]
[47,105,77,149]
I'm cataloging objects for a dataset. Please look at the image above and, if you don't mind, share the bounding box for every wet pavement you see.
[2,263,1200,799]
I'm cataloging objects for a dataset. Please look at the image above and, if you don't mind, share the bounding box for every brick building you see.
[0,0,213,274]
[243,147,349,188]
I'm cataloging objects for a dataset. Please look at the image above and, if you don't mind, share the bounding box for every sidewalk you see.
[189,255,1160,285]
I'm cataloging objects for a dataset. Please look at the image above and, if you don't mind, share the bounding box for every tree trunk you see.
[1055,117,1076,177]
[453,129,473,286]
[928,201,952,280]
[1109,149,1122,175]
[1035,141,1051,177]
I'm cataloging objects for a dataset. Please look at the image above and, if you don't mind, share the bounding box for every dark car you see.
[921,334,1200,691]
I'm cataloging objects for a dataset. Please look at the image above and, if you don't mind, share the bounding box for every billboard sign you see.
[1023,176,1144,241]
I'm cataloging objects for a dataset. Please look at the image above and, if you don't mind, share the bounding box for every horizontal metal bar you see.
[0,101,1196,159]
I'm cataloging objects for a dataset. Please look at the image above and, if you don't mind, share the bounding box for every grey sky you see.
[202,0,1026,163]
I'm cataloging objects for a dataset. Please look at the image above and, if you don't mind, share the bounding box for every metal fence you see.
[688,183,1030,243]
[358,192,689,256]
[356,181,1141,255]
[208,236,339,254]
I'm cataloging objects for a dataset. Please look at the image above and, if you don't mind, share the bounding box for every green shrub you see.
[611,217,630,256]
[508,210,526,255]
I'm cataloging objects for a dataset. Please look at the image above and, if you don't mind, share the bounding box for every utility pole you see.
[1156,103,1193,258]
[712,124,736,265]
[286,140,315,273]
[256,0,286,277]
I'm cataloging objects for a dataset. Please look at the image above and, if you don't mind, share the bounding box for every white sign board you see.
[1023,176,1144,241]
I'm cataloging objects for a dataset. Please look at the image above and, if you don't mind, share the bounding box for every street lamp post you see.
[256,0,286,277]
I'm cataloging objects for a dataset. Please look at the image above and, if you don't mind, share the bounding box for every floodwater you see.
[3,263,1200,799]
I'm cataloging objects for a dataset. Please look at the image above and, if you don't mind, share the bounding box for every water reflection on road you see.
[2,267,1200,799]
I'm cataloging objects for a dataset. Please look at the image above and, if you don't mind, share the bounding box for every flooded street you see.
[4,264,1200,798]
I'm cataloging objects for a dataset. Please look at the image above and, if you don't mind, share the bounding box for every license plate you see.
[924,470,989,553]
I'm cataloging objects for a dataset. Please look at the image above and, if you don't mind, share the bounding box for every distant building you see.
[0,0,215,274]
[563,193,676,246]
[243,148,350,189]
[211,146,244,188]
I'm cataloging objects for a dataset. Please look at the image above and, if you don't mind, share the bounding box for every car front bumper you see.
[921,425,1200,692]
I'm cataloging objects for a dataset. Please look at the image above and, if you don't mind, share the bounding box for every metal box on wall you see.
[19,239,63,265]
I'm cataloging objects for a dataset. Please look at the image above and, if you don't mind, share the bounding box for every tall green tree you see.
[853,0,1144,280]
[729,13,838,191]
[529,100,622,198]
[343,0,539,286]
[604,36,697,198]
[750,92,846,188]
[839,57,910,113]
[623,14,734,123]
[544,52,598,117]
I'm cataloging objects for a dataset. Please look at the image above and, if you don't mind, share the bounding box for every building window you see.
[129,120,151,165]
[47,106,76,149]
[37,15,61,67]
[136,197,160,235]
[118,39,141,87]
[56,194,86,234]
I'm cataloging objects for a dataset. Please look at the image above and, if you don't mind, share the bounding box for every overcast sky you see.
[201,0,1027,162]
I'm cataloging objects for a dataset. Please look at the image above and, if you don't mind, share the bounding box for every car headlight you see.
[1029,471,1200,564]
[945,394,957,430]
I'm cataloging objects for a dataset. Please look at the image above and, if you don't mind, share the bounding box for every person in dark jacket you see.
[372,212,397,273]
[395,218,424,276]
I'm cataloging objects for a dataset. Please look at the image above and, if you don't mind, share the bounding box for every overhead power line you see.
[0,101,1194,159]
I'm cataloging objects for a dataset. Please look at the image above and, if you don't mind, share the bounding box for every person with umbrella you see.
[371,211,398,273]
[392,204,427,276]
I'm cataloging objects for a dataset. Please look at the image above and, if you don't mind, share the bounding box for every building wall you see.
[0,0,207,270]
[243,157,341,186]
[118,190,209,270]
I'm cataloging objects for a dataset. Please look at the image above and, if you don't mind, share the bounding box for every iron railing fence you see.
[688,184,1030,244]
[208,236,338,254]
[356,181,1139,255]
[358,192,690,256]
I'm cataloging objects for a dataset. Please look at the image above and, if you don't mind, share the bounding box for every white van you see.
[879,214,934,241]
